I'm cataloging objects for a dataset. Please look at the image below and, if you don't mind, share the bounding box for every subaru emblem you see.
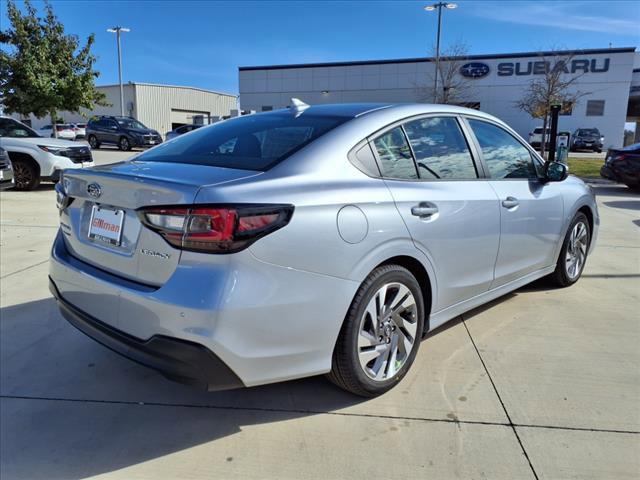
[87,182,102,198]
[460,62,490,79]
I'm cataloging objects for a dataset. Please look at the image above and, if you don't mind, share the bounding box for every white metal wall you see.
[15,83,236,137]
[239,49,636,148]
[133,84,236,135]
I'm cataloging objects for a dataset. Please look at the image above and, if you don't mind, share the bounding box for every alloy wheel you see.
[565,221,588,279]
[13,162,32,189]
[357,282,418,381]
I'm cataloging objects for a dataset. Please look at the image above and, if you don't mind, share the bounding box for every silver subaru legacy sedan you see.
[49,102,598,397]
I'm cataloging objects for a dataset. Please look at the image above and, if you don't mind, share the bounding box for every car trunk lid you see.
[59,161,260,286]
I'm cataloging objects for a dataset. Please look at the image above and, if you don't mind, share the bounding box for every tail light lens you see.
[138,205,294,253]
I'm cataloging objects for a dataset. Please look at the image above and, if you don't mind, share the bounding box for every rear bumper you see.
[600,165,616,181]
[49,230,358,388]
[49,277,244,391]
[601,164,640,187]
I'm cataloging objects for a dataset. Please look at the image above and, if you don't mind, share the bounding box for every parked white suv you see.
[528,127,549,149]
[0,117,94,190]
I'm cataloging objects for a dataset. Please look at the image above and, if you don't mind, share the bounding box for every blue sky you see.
[1,0,639,94]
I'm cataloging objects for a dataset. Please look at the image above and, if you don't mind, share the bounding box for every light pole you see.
[424,2,457,103]
[107,26,130,116]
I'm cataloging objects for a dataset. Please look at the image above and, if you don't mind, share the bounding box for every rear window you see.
[136,112,349,171]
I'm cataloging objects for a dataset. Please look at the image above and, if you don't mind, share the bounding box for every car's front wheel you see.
[88,135,100,149]
[119,136,131,151]
[549,212,591,287]
[12,159,40,191]
[327,264,424,397]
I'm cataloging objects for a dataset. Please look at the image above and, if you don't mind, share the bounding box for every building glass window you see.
[372,127,418,180]
[403,117,477,179]
[586,100,605,116]
[468,119,538,179]
[261,106,273,112]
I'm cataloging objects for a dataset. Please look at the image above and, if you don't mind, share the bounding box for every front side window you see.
[0,118,40,138]
[137,112,349,171]
[468,119,538,179]
[372,127,417,179]
[403,117,477,179]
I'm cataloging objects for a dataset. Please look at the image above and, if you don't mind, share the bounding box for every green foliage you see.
[0,0,108,122]
[567,158,602,179]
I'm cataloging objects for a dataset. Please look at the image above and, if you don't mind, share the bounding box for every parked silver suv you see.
[49,103,598,397]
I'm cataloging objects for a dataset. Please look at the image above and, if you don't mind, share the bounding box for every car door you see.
[371,115,501,313]
[105,119,120,144]
[465,118,565,288]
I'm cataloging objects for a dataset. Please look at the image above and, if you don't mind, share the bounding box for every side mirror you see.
[545,161,568,182]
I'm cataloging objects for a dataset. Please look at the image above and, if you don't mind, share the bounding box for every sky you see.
[1,0,639,95]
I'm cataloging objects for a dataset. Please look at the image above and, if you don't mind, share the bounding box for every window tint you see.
[136,112,349,171]
[117,118,147,129]
[403,117,477,179]
[577,128,599,136]
[468,119,538,179]
[372,127,417,179]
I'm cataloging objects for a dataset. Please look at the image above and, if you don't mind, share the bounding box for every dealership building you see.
[14,82,237,137]
[239,47,640,148]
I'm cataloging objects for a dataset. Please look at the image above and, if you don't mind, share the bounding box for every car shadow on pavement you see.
[592,184,638,197]
[0,298,366,479]
[603,200,640,211]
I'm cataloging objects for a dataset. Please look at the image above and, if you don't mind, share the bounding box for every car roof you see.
[269,102,497,120]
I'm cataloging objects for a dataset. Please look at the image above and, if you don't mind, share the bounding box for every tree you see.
[0,0,107,137]
[416,42,474,105]
[515,50,590,157]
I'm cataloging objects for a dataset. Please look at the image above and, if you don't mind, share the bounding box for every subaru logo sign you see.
[87,182,102,198]
[460,62,490,79]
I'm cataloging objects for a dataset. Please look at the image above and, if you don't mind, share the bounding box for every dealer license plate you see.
[88,206,125,246]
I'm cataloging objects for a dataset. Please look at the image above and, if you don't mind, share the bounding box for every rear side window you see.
[468,119,538,179]
[137,112,349,171]
[372,127,418,179]
[403,117,477,179]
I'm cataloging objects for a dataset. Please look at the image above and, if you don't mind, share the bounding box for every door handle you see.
[502,197,519,209]
[411,203,439,217]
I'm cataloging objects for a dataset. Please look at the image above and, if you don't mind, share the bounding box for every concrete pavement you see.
[0,161,638,479]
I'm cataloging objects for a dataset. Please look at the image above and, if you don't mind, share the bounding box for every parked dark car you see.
[86,116,163,151]
[601,143,640,190]
[571,128,603,153]
[165,124,203,141]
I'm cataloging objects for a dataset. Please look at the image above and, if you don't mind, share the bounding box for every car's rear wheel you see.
[88,135,100,149]
[327,264,424,397]
[549,212,590,287]
[12,159,40,191]
[119,136,131,151]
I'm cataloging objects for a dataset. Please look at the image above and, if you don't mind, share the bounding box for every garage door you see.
[170,109,209,127]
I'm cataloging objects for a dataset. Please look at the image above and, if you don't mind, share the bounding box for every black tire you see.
[119,136,131,151]
[12,159,40,191]
[548,212,590,287]
[88,135,100,149]
[327,264,425,397]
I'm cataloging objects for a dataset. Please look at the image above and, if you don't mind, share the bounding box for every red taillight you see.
[138,205,294,253]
